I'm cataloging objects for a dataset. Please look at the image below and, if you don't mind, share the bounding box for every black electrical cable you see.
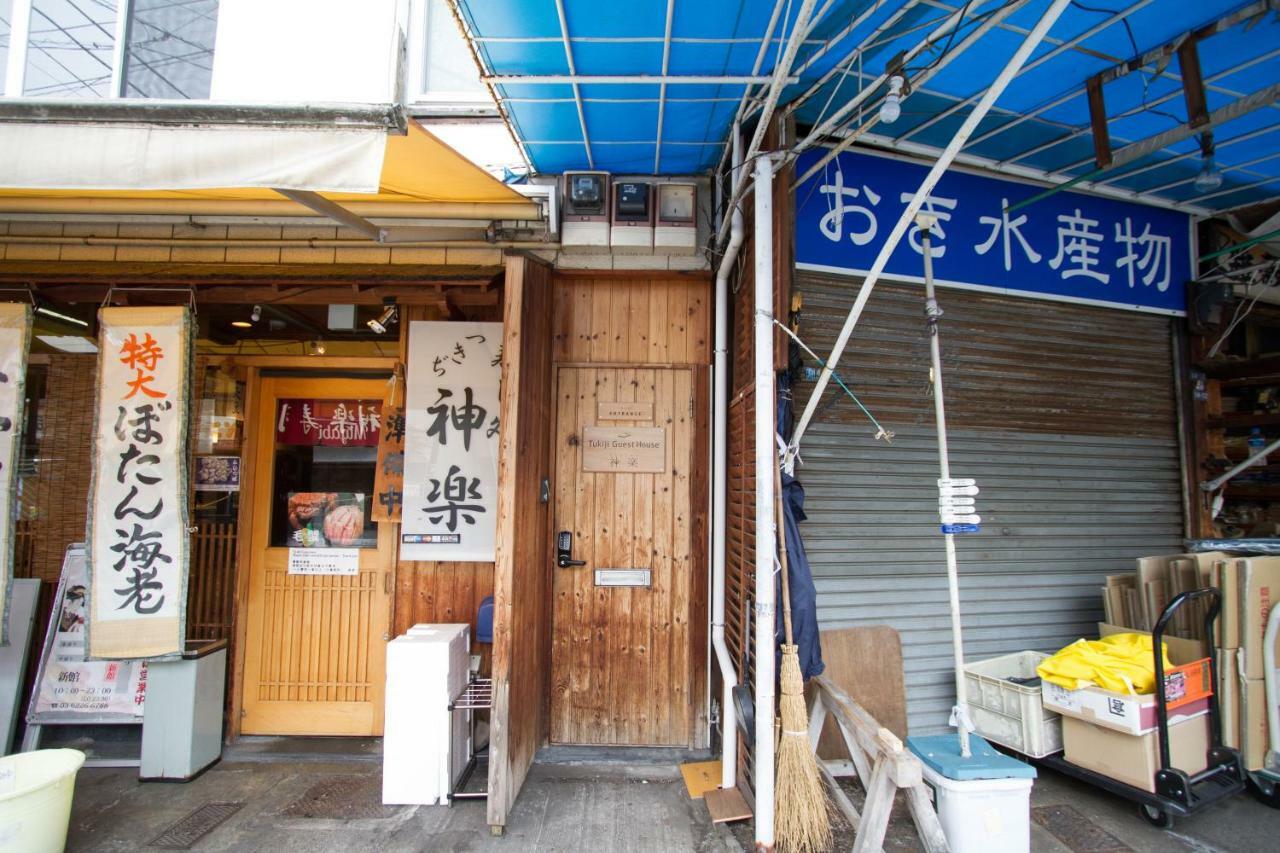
[1069,0,1184,124]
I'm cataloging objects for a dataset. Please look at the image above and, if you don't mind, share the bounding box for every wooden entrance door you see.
[240,376,394,735]
[549,365,696,746]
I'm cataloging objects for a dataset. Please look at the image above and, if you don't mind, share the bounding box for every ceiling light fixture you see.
[231,320,252,329]
[880,75,905,125]
[34,305,89,328]
[1194,132,1223,193]
[367,300,398,335]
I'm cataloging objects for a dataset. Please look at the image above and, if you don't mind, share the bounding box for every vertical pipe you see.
[752,155,777,852]
[712,125,745,790]
[787,0,1075,461]
[921,226,971,758]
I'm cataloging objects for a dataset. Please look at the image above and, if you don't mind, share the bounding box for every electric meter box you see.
[654,183,698,254]
[560,171,611,253]
[610,180,653,254]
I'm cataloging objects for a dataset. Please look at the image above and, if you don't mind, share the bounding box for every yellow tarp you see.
[1036,632,1173,695]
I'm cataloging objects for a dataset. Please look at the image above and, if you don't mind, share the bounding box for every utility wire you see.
[772,318,894,443]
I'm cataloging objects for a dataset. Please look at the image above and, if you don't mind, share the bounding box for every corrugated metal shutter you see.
[792,272,1185,735]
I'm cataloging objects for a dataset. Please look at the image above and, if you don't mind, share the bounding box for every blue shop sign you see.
[795,148,1193,316]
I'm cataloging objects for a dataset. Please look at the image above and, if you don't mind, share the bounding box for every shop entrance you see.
[240,375,394,736]
[548,365,697,746]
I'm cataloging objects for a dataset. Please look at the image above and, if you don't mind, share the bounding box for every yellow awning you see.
[0,120,537,220]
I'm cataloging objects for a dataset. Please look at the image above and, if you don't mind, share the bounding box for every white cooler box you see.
[382,624,471,805]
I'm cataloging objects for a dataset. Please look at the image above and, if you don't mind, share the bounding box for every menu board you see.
[28,545,147,723]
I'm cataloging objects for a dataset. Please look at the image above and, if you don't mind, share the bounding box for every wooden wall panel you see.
[392,562,493,635]
[488,254,555,830]
[552,275,711,366]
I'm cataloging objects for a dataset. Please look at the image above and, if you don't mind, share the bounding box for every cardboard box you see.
[1133,552,1229,639]
[1217,648,1241,749]
[1040,625,1212,735]
[1062,713,1210,793]
[1211,559,1241,649]
[1238,558,1280,680]
[1241,677,1270,772]
[1136,556,1176,632]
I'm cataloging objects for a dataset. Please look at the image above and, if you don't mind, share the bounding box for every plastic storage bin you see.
[0,748,85,853]
[921,760,1034,853]
[965,651,1062,758]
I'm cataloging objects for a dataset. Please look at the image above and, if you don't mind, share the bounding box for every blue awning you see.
[453,0,1280,216]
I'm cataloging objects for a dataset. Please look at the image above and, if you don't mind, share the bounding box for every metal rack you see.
[448,676,492,801]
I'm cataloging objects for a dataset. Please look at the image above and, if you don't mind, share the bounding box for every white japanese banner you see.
[401,321,502,562]
[0,303,31,645]
[87,307,192,660]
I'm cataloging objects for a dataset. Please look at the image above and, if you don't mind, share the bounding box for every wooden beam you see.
[1086,77,1113,168]
[30,282,502,306]
[0,260,502,284]
[552,268,711,281]
[1178,39,1209,129]
[202,355,396,370]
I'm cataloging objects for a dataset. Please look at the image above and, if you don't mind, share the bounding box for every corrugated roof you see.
[452,0,1280,216]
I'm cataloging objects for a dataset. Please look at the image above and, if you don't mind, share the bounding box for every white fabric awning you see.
[0,122,387,194]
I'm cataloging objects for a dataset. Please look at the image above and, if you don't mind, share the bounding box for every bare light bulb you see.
[880,76,904,124]
[1194,155,1223,193]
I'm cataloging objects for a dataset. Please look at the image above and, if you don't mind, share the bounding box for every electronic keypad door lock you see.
[557,531,586,568]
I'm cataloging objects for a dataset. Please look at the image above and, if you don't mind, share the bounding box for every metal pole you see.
[712,125,746,791]
[714,0,821,251]
[922,225,971,758]
[1201,435,1280,493]
[752,154,778,851]
[787,0,1074,463]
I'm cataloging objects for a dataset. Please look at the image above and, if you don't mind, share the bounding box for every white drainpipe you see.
[712,125,745,791]
[752,154,777,851]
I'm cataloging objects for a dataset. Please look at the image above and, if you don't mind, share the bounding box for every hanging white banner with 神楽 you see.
[400,321,502,562]
[0,303,32,644]
[87,306,192,660]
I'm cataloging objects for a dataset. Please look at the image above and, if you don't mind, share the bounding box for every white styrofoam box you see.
[561,221,610,253]
[382,624,470,805]
[922,763,1033,853]
[964,652,1062,758]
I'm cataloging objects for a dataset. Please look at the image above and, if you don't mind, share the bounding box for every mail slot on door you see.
[594,569,652,587]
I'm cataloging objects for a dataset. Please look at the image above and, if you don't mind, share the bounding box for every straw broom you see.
[773,464,832,853]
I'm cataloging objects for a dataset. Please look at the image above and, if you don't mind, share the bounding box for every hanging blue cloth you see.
[776,371,824,680]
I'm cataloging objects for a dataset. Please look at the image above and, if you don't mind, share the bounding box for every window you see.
[121,0,218,99]
[0,2,13,81]
[5,0,219,99]
[406,0,492,113]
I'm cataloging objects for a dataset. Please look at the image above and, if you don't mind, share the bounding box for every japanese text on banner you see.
[400,321,503,562]
[89,307,190,660]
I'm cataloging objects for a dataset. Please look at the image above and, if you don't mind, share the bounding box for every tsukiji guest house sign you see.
[795,148,1193,316]
[401,321,502,562]
[87,307,192,660]
[0,303,31,643]
[581,427,666,473]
